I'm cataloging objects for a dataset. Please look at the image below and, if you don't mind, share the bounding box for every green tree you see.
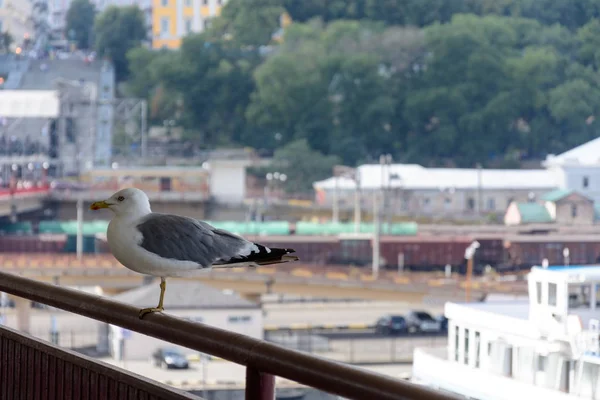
[282,0,366,22]
[0,32,13,53]
[247,20,424,164]
[125,47,181,124]
[269,139,341,193]
[158,34,259,146]
[66,0,96,49]
[207,0,285,46]
[95,5,147,81]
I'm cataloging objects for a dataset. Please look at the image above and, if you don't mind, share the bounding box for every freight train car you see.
[245,235,341,265]
[19,230,600,273]
[246,234,480,270]
[379,236,474,271]
[0,234,68,252]
[503,235,600,270]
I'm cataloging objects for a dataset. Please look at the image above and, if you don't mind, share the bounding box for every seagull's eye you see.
[117,196,125,202]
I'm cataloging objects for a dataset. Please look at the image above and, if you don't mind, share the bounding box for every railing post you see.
[245,367,275,400]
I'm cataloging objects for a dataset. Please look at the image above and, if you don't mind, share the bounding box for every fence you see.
[0,325,197,399]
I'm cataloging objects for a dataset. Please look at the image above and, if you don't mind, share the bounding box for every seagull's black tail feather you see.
[216,244,298,267]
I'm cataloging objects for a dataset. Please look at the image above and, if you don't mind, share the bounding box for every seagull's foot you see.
[139,307,164,319]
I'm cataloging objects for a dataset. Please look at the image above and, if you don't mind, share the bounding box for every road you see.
[263,300,445,328]
[266,332,447,364]
[0,300,445,346]
[97,357,414,390]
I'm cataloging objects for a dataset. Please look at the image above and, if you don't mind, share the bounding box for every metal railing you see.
[0,270,460,400]
[0,325,197,399]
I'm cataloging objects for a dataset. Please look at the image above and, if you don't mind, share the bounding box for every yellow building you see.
[152,0,225,49]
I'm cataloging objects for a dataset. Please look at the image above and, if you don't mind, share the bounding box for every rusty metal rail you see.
[0,270,460,400]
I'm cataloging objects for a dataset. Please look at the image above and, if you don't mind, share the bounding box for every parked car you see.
[374,315,408,335]
[435,314,448,332]
[151,347,189,369]
[405,311,442,333]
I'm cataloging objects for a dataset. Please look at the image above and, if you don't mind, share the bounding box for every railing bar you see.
[89,371,99,400]
[6,339,15,400]
[27,345,36,400]
[98,374,108,400]
[81,368,91,400]
[43,352,51,400]
[34,348,43,400]
[0,336,4,400]
[56,357,65,400]
[245,367,275,400]
[0,271,459,400]
[47,354,57,400]
[14,339,22,400]
[64,357,74,400]
[108,377,119,400]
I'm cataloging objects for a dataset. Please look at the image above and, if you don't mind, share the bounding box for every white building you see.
[109,280,263,360]
[0,0,34,47]
[544,137,600,204]
[313,164,560,218]
[48,0,151,37]
[413,265,600,399]
[208,158,252,204]
[313,137,600,219]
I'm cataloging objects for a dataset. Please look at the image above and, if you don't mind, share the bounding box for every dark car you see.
[375,315,408,335]
[151,347,189,369]
[435,314,449,332]
[405,311,442,333]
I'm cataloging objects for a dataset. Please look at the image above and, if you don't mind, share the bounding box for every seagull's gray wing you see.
[135,213,253,267]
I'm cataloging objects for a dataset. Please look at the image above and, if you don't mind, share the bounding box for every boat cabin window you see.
[454,325,460,362]
[464,328,470,365]
[537,355,547,372]
[536,281,542,304]
[568,284,594,309]
[548,283,557,306]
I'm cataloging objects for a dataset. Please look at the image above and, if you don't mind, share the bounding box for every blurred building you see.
[313,164,559,220]
[48,0,152,39]
[0,0,35,48]
[543,137,600,204]
[314,138,600,221]
[109,281,263,360]
[152,0,226,49]
[505,190,596,226]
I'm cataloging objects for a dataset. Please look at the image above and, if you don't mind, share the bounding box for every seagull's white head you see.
[90,187,151,217]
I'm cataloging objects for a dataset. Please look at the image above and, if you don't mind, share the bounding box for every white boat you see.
[412,264,600,399]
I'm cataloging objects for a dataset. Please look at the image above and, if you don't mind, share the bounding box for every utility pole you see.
[332,176,339,223]
[354,169,361,233]
[372,192,381,279]
[141,99,148,161]
[476,163,483,217]
[379,154,392,230]
[76,197,83,260]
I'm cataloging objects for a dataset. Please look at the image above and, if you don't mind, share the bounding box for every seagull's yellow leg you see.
[139,277,166,319]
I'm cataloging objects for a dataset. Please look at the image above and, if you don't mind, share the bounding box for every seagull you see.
[90,188,298,319]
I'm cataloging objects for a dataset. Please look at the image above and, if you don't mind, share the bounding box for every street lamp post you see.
[332,176,339,223]
[372,191,381,279]
[476,163,483,217]
[563,247,570,266]
[354,169,361,233]
[263,172,287,220]
[464,241,480,302]
[379,154,392,228]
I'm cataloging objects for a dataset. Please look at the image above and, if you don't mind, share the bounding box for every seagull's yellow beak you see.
[90,200,110,211]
